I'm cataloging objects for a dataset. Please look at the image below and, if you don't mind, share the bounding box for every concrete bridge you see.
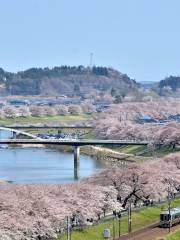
[1,125,93,129]
[0,139,149,146]
[0,138,149,180]
[1,125,93,138]
[0,127,40,139]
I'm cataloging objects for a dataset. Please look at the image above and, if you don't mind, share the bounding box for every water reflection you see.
[0,148,103,183]
[0,130,103,184]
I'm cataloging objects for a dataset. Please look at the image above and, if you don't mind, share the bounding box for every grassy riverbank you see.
[57,199,180,240]
[107,145,180,162]
[164,231,180,240]
[0,114,93,125]
[81,146,146,165]
[112,145,147,154]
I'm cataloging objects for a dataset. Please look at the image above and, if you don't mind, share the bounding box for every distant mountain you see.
[138,81,157,89]
[139,81,157,85]
[0,66,138,96]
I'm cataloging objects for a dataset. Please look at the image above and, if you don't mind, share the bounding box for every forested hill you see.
[159,76,180,91]
[0,66,138,96]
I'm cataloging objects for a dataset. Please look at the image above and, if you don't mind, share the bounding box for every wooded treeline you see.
[0,66,137,96]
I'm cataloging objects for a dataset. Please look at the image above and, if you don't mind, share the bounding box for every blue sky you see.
[0,0,180,82]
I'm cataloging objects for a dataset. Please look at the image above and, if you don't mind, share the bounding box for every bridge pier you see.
[74,146,80,180]
[12,131,17,139]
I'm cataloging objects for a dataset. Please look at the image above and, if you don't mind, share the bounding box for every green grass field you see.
[117,145,147,154]
[112,145,180,157]
[0,114,93,125]
[151,147,180,157]
[164,231,180,240]
[104,145,149,163]
[56,199,180,240]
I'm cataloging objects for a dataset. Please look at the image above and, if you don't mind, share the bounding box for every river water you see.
[0,131,103,184]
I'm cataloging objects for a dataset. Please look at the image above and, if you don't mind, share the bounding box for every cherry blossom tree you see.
[55,105,68,115]
[18,107,31,117]
[94,100,180,148]
[85,153,180,207]
[68,105,82,115]
[153,123,180,148]
[0,109,5,119]
[0,183,121,240]
[43,106,57,116]
[81,101,96,114]
[29,106,45,117]
[3,107,18,118]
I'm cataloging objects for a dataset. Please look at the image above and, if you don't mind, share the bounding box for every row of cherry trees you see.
[0,153,179,239]
[0,183,120,240]
[99,100,180,121]
[0,102,96,119]
[95,121,180,147]
[85,153,180,208]
[94,100,180,148]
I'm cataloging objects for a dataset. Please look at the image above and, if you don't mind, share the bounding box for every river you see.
[0,131,103,184]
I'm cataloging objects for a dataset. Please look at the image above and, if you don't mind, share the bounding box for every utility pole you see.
[67,216,70,240]
[168,187,171,233]
[128,201,132,233]
[118,211,121,238]
[113,216,115,240]
[74,146,80,180]
[70,217,72,240]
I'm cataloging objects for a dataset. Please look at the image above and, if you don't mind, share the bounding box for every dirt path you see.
[118,224,180,240]
[91,146,133,158]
